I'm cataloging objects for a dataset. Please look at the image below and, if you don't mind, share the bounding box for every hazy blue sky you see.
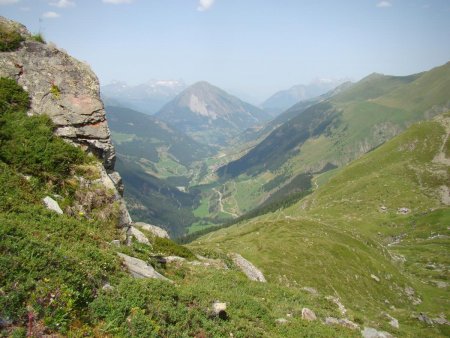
[2,0,450,101]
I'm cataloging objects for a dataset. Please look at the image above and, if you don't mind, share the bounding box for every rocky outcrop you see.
[0,16,131,227]
[0,17,115,171]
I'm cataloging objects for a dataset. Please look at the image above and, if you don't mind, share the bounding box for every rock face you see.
[0,17,115,171]
[230,253,266,282]
[0,16,131,227]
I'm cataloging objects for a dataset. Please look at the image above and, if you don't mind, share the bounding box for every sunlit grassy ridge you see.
[193,114,450,337]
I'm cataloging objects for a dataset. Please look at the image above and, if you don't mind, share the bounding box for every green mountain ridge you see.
[193,112,450,337]
[195,63,449,229]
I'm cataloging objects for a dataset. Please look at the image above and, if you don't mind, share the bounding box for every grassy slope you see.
[0,77,362,337]
[192,114,450,337]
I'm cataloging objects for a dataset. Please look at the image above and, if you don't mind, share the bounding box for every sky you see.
[1,0,450,102]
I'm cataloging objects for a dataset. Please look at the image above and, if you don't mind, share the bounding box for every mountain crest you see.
[156,81,270,146]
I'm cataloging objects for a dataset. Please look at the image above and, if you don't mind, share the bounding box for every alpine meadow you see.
[0,1,449,337]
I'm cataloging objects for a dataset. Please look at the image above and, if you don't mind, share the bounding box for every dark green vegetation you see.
[0,77,356,337]
[194,114,450,337]
[106,106,214,237]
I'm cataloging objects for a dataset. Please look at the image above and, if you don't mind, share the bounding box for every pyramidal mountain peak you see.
[156,80,271,146]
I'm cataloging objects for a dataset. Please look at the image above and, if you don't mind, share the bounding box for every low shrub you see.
[0,24,24,52]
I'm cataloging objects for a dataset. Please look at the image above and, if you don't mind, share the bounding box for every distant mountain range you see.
[219,63,450,179]
[101,79,186,115]
[261,78,348,115]
[155,81,271,146]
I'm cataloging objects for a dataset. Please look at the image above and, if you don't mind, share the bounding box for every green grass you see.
[30,33,45,43]
[193,115,450,337]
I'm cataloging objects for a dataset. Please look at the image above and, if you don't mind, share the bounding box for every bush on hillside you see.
[0,24,24,52]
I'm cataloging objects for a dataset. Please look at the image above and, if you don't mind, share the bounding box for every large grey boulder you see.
[230,253,266,282]
[117,253,170,281]
[133,222,170,239]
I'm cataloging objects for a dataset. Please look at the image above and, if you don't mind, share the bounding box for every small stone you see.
[102,283,114,292]
[338,318,359,330]
[325,296,347,315]
[417,313,433,325]
[397,207,410,214]
[371,274,380,282]
[212,301,227,319]
[43,196,63,214]
[362,327,393,338]
[161,256,186,263]
[275,318,288,325]
[325,317,359,330]
[301,308,317,321]
[432,316,450,325]
[383,313,399,329]
[301,287,318,295]
[110,240,121,247]
[325,317,339,325]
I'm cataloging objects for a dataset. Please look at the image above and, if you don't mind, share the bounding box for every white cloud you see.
[50,0,75,8]
[0,0,20,5]
[102,0,133,4]
[376,1,392,8]
[197,0,215,11]
[20,6,30,11]
[42,11,61,18]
